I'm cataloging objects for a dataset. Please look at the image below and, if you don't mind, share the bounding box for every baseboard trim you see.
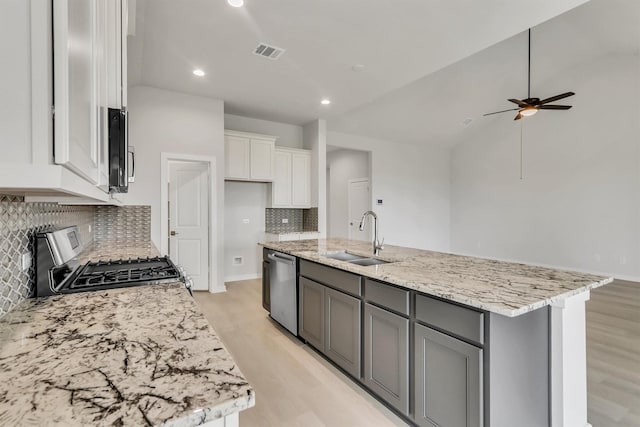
[224,273,261,283]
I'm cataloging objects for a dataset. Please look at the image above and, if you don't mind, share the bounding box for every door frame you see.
[160,152,218,293]
[347,177,371,240]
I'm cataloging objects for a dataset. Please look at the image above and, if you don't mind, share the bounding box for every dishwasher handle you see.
[267,252,296,265]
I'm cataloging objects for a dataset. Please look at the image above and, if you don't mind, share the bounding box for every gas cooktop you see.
[63,257,182,292]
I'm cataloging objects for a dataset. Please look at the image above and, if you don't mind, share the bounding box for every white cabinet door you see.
[291,152,311,208]
[225,135,250,180]
[105,0,124,109]
[250,138,274,181]
[53,0,100,184]
[272,150,292,207]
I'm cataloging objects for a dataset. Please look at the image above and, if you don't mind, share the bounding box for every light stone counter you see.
[260,238,613,317]
[0,242,254,426]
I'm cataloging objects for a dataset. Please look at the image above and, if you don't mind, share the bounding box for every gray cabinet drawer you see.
[300,260,362,297]
[365,279,410,316]
[415,294,484,345]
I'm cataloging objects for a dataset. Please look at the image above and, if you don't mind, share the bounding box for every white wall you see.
[450,54,640,280]
[327,149,370,238]
[304,120,328,237]
[224,114,303,148]
[224,181,267,281]
[327,131,451,251]
[125,85,226,290]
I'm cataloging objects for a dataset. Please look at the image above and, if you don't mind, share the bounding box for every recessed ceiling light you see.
[351,64,365,72]
[321,99,331,105]
[193,69,205,77]
[227,0,244,7]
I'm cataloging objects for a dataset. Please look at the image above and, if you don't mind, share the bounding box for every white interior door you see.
[348,178,371,241]
[169,161,210,291]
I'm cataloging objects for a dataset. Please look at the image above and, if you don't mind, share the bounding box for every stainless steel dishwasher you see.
[267,250,298,335]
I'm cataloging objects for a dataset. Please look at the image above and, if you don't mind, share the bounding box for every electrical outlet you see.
[21,253,32,272]
[282,218,289,224]
[376,199,383,205]
[242,218,250,224]
[232,256,243,266]
[88,224,92,233]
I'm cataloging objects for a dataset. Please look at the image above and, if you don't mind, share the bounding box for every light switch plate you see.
[242,218,250,224]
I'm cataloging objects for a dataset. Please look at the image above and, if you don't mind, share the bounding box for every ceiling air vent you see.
[253,43,285,60]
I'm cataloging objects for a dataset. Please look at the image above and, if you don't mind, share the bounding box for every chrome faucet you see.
[359,211,384,256]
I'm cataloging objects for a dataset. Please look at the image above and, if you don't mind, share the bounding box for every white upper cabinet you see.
[0,0,128,203]
[225,135,251,180]
[291,152,311,207]
[269,147,311,209]
[53,0,101,184]
[224,130,276,182]
[54,0,128,187]
[272,150,292,206]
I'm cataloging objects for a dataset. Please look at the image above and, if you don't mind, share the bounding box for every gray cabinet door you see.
[324,287,361,378]
[414,324,483,427]
[299,277,325,350]
[262,261,270,312]
[364,303,409,416]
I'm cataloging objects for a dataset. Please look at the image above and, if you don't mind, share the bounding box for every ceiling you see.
[328,0,640,148]
[129,0,590,126]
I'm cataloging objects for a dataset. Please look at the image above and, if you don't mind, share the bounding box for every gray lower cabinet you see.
[414,323,483,427]
[324,286,361,378]
[299,277,325,350]
[262,261,270,312]
[363,303,409,416]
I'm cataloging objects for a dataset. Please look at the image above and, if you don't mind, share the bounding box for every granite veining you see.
[0,283,255,426]
[260,238,614,317]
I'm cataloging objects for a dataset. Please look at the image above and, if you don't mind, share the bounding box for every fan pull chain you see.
[520,121,524,180]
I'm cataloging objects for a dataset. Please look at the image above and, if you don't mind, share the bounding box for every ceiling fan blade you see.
[514,113,523,121]
[538,92,575,105]
[538,105,572,110]
[508,99,529,107]
[483,108,520,116]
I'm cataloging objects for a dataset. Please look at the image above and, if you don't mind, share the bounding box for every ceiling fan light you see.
[520,107,538,117]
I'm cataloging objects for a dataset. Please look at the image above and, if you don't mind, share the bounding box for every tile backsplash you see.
[265,207,319,233]
[95,206,151,248]
[0,195,94,317]
[0,197,152,318]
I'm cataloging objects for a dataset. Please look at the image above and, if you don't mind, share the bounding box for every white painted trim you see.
[224,273,261,283]
[550,291,591,427]
[224,129,278,141]
[347,178,370,240]
[160,153,223,293]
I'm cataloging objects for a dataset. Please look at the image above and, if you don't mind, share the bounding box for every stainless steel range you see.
[34,226,191,297]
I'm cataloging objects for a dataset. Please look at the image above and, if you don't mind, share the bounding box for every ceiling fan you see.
[484,29,575,121]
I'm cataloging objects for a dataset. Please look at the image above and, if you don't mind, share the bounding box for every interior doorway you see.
[348,178,371,241]
[160,153,217,292]
[326,146,372,240]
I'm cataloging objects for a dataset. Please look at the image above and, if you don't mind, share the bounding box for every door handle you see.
[170,231,179,236]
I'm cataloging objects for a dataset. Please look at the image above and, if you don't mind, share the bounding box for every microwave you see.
[108,108,135,193]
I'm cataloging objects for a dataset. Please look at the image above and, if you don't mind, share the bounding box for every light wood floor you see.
[194,280,407,427]
[194,279,640,427]
[587,280,640,427]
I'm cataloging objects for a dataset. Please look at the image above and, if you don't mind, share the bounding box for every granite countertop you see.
[260,238,613,317]
[0,242,255,426]
[264,230,319,235]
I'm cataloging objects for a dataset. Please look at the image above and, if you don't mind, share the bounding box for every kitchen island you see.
[261,238,613,427]
[0,243,255,426]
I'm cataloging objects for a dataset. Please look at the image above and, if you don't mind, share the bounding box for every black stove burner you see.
[60,256,182,293]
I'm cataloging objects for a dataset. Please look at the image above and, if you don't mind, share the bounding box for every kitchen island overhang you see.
[260,237,613,427]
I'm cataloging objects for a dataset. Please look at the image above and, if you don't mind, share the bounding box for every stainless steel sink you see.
[348,258,390,266]
[323,251,368,262]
